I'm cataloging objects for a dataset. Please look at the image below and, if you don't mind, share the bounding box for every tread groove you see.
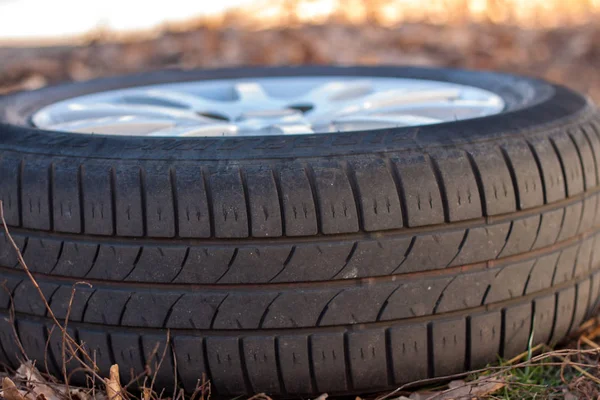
[499,146,521,210]
[139,167,148,237]
[77,164,85,234]
[466,151,487,216]
[109,167,117,236]
[169,167,179,238]
[525,141,548,205]
[427,154,450,223]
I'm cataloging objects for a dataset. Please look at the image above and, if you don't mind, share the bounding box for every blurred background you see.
[0,0,599,99]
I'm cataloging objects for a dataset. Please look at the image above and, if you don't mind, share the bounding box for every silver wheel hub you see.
[32,76,505,137]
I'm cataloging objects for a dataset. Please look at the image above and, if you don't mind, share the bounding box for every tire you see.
[0,66,599,396]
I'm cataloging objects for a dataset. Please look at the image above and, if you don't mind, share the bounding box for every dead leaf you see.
[408,378,505,400]
[2,377,27,400]
[105,365,123,400]
[15,362,60,400]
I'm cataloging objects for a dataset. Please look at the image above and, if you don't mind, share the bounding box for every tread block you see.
[51,241,97,277]
[347,329,387,390]
[166,293,226,329]
[21,237,62,274]
[245,167,282,238]
[430,151,483,221]
[551,287,576,343]
[85,244,141,280]
[528,138,566,203]
[172,246,235,284]
[124,246,187,283]
[351,159,403,231]
[577,195,598,234]
[0,232,24,268]
[13,280,58,316]
[173,165,211,238]
[121,292,183,327]
[556,202,582,242]
[469,311,501,369]
[0,316,23,368]
[52,162,82,233]
[142,333,174,391]
[18,319,58,375]
[573,239,594,278]
[261,290,338,329]
[388,323,428,384]
[270,242,353,282]
[312,165,359,234]
[173,336,207,393]
[531,209,564,250]
[532,294,555,345]
[337,237,410,279]
[380,278,452,320]
[81,163,114,236]
[218,246,292,284]
[212,292,279,329]
[205,337,247,395]
[113,165,145,237]
[571,279,591,334]
[393,154,444,227]
[209,168,249,238]
[502,303,532,359]
[437,270,495,313]
[467,146,516,215]
[110,332,146,384]
[553,246,578,285]
[551,133,585,196]
[568,128,597,190]
[243,336,281,394]
[21,159,51,230]
[400,230,465,272]
[318,285,396,326]
[0,275,22,309]
[78,329,113,377]
[430,318,466,376]
[500,142,544,209]
[525,252,560,294]
[0,156,21,226]
[449,223,510,266]
[278,167,318,237]
[49,284,94,321]
[142,164,176,238]
[46,326,84,385]
[277,335,312,394]
[83,289,135,325]
[310,333,348,393]
[582,124,600,186]
[485,260,536,303]
[499,216,540,257]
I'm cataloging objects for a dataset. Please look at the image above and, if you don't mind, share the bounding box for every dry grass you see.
[211,0,600,30]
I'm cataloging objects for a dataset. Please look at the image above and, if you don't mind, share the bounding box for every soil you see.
[1,22,600,100]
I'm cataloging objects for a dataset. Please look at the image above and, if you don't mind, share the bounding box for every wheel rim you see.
[32,76,506,137]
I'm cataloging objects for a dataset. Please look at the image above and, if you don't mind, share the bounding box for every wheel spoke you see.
[43,102,206,125]
[301,80,373,104]
[234,82,277,107]
[48,115,178,135]
[308,88,466,123]
[149,123,239,137]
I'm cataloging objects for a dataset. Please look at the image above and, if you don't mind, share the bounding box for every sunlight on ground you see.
[0,0,599,43]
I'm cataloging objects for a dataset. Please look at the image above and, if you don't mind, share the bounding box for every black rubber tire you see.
[0,66,599,396]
